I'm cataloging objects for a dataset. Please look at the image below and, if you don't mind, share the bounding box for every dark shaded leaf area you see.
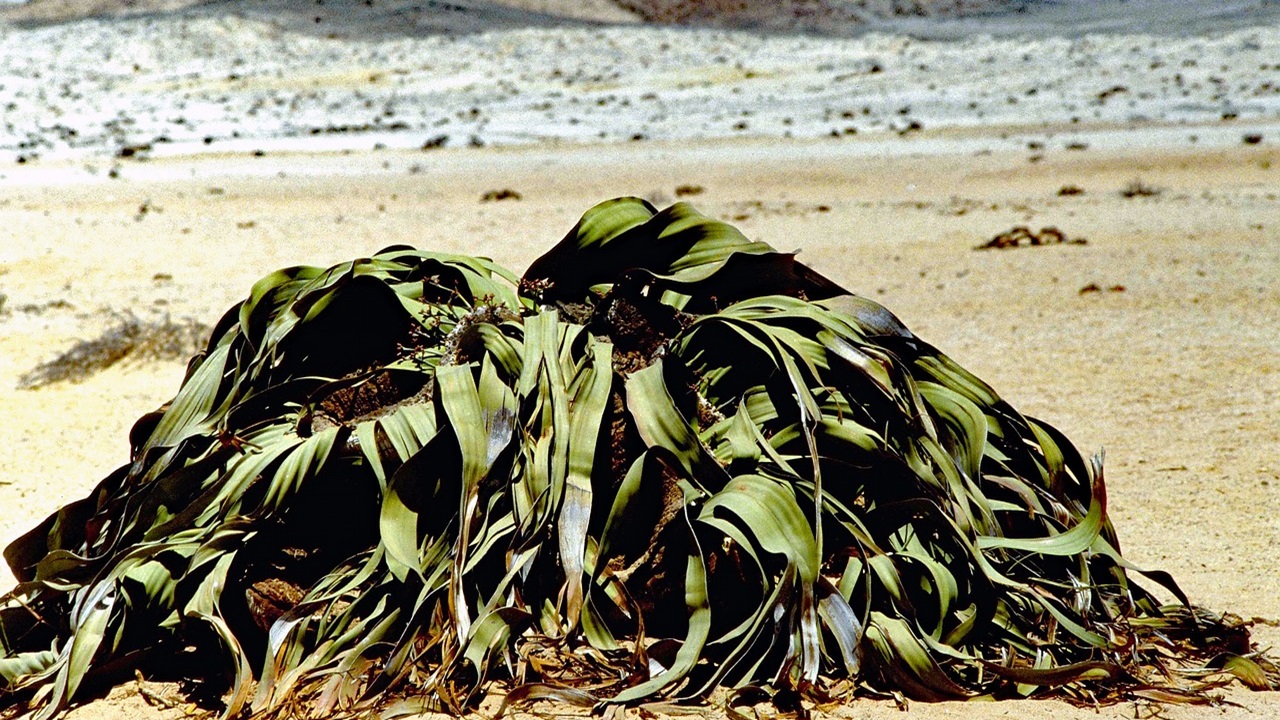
[2,199,1275,718]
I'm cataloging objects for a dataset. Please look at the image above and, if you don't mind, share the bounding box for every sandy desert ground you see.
[1,1,1279,719]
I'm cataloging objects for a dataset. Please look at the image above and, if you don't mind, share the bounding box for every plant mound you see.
[2,198,1275,718]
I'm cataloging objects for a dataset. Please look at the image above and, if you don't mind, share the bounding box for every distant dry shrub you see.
[18,312,209,389]
[1121,178,1162,198]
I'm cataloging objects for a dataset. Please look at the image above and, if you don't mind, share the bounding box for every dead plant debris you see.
[975,225,1087,250]
[1079,283,1127,294]
[481,188,522,202]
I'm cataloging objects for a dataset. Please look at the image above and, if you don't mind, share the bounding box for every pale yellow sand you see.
[1,130,1278,718]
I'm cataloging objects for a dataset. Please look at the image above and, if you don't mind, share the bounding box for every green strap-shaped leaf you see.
[626,361,728,495]
[863,613,973,701]
[237,265,325,350]
[559,339,612,629]
[610,534,710,703]
[594,451,652,573]
[977,467,1106,556]
[0,649,57,688]
[438,365,491,492]
[701,474,818,584]
[142,342,234,453]
[816,578,864,676]
[460,607,533,685]
[183,546,254,720]
[36,582,115,720]
[980,658,1123,687]
[378,432,452,582]
[917,382,986,483]
[261,425,340,511]
[522,197,658,301]
[701,473,821,680]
